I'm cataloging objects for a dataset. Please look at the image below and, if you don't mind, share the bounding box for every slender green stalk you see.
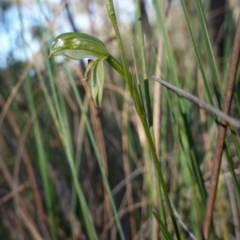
[152,0,207,207]
[109,30,173,238]
[104,0,132,89]
[180,0,213,106]
[42,50,98,240]
[16,2,57,238]
[153,212,175,240]
[35,64,97,239]
[152,0,179,86]
[194,0,222,97]
[64,63,126,240]
[135,0,153,127]
[25,78,57,240]
[104,0,181,239]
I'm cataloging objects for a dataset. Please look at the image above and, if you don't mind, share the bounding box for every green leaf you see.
[91,59,105,106]
[49,32,109,60]
[153,211,175,240]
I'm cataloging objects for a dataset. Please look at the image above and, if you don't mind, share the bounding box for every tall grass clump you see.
[0,0,239,239]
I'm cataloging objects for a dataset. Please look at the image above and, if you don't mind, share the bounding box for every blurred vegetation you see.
[0,0,240,239]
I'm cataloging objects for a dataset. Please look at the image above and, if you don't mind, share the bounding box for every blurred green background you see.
[0,0,240,239]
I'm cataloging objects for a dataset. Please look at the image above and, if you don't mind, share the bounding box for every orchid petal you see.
[91,59,105,106]
[82,59,95,81]
[49,32,109,60]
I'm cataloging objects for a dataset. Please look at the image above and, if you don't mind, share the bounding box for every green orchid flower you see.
[49,32,110,106]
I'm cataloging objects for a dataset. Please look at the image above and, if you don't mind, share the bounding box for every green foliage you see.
[153,211,175,240]
[0,0,239,239]
[49,32,109,60]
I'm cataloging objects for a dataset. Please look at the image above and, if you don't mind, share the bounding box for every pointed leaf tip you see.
[91,59,105,107]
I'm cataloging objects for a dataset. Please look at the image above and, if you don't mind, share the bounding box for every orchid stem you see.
[104,0,181,239]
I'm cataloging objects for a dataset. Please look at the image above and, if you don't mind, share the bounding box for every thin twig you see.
[0,95,46,221]
[203,15,240,240]
[0,183,28,206]
[223,160,240,239]
[151,76,240,128]
[122,100,136,237]
[170,199,198,240]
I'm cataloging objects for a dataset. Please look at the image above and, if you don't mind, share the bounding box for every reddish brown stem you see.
[0,95,46,231]
[203,15,240,240]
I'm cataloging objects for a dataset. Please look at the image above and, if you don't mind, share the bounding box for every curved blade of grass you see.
[135,0,153,127]
[42,48,98,240]
[105,0,181,238]
[152,0,207,218]
[153,211,174,240]
[64,62,126,240]
[193,0,222,99]
[179,0,213,106]
[17,3,57,238]
[152,0,179,85]
[25,77,57,240]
